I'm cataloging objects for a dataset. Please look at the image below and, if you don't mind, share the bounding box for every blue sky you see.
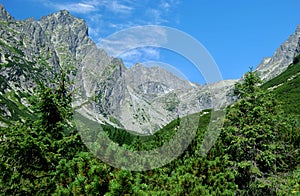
[1,0,300,84]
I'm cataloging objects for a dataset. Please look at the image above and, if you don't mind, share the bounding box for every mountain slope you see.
[0,5,235,133]
[0,5,299,195]
[256,25,300,81]
[262,54,300,120]
[1,5,299,133]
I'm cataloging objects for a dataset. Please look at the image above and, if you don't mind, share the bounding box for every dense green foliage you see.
[213,71,299,194]
[0,72,85,195]
[0,65,299,195]
[103,114,180,150]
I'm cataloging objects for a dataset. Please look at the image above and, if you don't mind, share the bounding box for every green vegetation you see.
[0,67,299,195]
[0,40,24,56]
[0,71,85,195]
[262,56,300,120]
[1,7,299,194]
[0,48,299,195]
[214,70,299,195]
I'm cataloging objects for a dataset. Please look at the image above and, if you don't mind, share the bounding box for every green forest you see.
[1,60,300,194]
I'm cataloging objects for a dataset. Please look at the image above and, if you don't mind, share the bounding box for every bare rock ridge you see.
[256,25,300,81]
[0,4,14,22]
[0,5,299,133]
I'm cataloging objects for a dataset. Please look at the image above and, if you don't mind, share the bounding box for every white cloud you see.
[45,0,134,15]
[146,9,168,24]
[98,25,167,57]
[119,47,161,67]
[52,2,98,14]
[161,2,170,10]
[97,25,167,66]
[40,0,182,64]
[86,13,103,38]
[107,1,133,14]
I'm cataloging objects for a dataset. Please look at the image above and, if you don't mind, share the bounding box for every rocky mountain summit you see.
[0,5,14,22]
[0,5,299,133]
[256,25,300,81]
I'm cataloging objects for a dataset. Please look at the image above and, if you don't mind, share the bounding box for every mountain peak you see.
[52,9,77,21]
[57,9,70,16]
[256,24,300,81]
[38,9,89,47]
[126,62,195,94]
[40,9,87,29]
[0,4,15,22]
[296,24,300,34]
[41,10,84,23]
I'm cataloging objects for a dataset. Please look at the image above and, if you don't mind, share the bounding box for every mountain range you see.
[1,4,299,133]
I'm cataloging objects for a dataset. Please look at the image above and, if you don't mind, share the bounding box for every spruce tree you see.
[218,70,298,194]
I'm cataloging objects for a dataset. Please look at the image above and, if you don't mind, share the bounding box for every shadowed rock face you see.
[2,5,297,133]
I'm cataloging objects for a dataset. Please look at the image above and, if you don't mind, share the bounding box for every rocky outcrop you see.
[0,5,238,133]
[0,4,14,22]
[256,25,300,81]
[7,5,297,133]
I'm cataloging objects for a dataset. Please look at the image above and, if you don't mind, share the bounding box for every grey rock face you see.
[0,5,237,133]
[125,63,196,99]
[256,25,300,81]
[108,64,237,133]
[0,4,14,22]
[4,5,297,134]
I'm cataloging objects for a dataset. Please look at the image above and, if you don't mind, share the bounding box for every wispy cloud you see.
[42,0,135,36]
[119,47,160,67]
[44,0,134,14]
[49,1,99,14]
[162,2,171,10]
[86,13,103,38]
[98,25,167,67]
[107,1,134,14]
[42,0,181,35]
[145,9,168,24]
[40,0,182,65]
[98,25,167,56]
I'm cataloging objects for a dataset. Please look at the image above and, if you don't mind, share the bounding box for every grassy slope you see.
[75,109,212,151]
[261,58,300,120]
[135,110,211,151]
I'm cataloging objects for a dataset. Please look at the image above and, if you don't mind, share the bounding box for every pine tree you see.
[0,68,85,195]
[217,70,298,194]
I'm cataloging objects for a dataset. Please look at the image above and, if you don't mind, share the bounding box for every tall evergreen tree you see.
[216,70,299,194]
[0,68,84,195]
